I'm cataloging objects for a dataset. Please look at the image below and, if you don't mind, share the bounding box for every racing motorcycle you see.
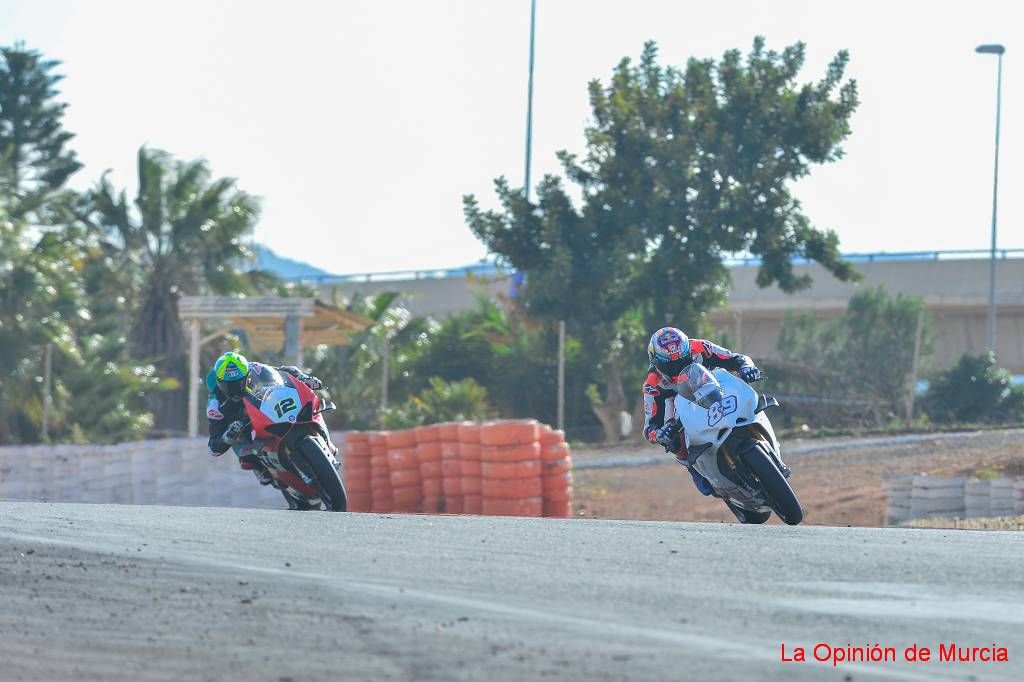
[234,365,347,511]
[666,363,802,525]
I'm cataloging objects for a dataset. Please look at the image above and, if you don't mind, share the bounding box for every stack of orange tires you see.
[459,422,483,514]
[368,431,394,512]
[387,428,420,512]
[416,423,444,513]
[479,420,543,517]
[342,431,372,511]
[439,422,463,514]
[539,425,573,517]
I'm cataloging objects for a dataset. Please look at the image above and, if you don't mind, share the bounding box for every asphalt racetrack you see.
[1,501,1021,681]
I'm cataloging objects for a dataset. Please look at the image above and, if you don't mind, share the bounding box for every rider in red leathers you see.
[642,326,770,497]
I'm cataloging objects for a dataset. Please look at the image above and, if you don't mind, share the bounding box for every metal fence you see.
[290,248,1024,284]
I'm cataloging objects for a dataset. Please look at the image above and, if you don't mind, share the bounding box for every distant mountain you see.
[253,245,332,279]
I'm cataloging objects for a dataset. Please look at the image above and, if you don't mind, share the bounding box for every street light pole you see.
[976,43,1005,357]
[524,0,537,202]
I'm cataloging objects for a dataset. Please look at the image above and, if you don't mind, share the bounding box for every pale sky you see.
[2,1,1021,275]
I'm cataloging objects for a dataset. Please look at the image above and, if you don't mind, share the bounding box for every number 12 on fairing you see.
[274,397,297,418]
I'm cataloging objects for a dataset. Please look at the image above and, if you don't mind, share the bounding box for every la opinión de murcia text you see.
[780,643,1009,667]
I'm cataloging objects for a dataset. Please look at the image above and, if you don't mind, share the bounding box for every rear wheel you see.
[736,440,803,525]
[295,436,347,511]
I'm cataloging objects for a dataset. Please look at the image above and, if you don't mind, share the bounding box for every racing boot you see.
[324,431,339,458]
[239,454,277,487]
[252,466,275,487]
[725,499,771,524]
[281,488,317,511]
[684,463,722,498]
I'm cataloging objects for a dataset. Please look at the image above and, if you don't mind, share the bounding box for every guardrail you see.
[292,249,1024,284]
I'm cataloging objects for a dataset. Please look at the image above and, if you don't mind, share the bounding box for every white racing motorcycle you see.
[668,363,802,525]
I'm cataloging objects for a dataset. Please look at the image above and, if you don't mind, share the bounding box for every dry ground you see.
[571,429,1024,527]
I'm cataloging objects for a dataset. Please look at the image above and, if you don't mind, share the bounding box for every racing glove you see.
[279,366,324,391]
[655,420,683,454]
[222,420,247,444]
[739,366,762,383]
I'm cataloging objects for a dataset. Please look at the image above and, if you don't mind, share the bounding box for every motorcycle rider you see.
[642,326,780,498]
[206,351,335,489]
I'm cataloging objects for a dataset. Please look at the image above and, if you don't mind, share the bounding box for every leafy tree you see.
[921,353,1024,424]
[773,287,931,425]
[0,210,80,441]
[381,377,491,429]
[0,44,81,221]
[83,147,264,430]
[465,38,859,441]
[399,298,605,438]
[307,291,429,430]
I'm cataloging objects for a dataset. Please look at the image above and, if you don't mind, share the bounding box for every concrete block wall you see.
[885,474,1024,524]
[0,438,282,509]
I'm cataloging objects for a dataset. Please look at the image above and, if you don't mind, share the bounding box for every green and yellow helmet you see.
[213,351,251,399]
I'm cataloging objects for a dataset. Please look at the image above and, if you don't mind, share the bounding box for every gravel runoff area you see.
[1,501,1023,681]
[571,428,1024,527]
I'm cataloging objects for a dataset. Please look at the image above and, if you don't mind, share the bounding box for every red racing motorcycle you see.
[238,365,347,511]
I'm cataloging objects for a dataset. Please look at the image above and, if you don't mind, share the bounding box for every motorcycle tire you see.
[296,435,348,512]
[736,440,803,526]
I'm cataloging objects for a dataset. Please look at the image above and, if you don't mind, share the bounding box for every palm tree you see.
[308,291,430,429]
[85,147,263,430]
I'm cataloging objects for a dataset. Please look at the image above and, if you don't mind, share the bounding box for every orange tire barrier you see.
[416,433,443,511]
[541,441,570,461]
[422,477,443,497]
[392,485,422,511]
[544,471,573,490]
[387,448,419,470]
[420,460,443,479]
[387,428,417,449]
[347,491,372,510]
[545,485,573,503]
[542,456,572,476]
[480,442,541,463]
[482,476,543,499]
[458,421,481,443]
[458,422,481,513]
[543,500,572,518]
[390,467,423,489]
[368,431,394,513]
[539,425,565,446]
[441,446,462,512]
[342,431,373,511]
[479,419,541,446]
[438,421,460,442]
[482,459,542,479]
[482,497,543,517]
[464,493,482,514]
[348,420,570,517]
[461,460,482,495]
[370,473,394,512]
[415,423,442,444]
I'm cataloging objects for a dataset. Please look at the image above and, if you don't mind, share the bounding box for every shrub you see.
[921,352,1024,424]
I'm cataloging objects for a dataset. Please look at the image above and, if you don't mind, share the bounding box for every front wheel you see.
[295,435,347,511]
[737,440,802,525]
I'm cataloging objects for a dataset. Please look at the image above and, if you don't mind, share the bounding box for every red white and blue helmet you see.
[648,327,692,379]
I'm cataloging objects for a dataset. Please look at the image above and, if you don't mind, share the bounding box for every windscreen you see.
[244,365,286,405]
[677,363,723,409]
